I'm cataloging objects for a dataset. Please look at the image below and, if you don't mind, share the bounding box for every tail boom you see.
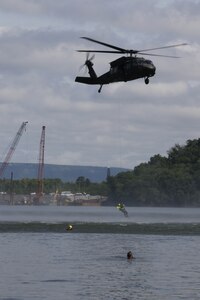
[75,76,100,85]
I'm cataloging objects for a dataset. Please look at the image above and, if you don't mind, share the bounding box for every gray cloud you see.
[0,0,199,169]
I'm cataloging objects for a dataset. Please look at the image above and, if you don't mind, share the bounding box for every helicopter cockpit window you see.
[146,60,153,64]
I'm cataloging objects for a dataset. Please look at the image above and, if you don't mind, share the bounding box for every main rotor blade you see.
[138,43,187,52]
[139,52,180,58]
[77,50,125,54]
[77,50,180,57]
[81,37,126,53]
[78,38,187,57]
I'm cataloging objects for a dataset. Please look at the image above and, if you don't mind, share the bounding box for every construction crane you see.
[35,126,46,203]
[0,121,28,178]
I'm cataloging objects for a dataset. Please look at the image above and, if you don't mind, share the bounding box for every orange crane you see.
[0,121,28,178]
[36,126,46,202]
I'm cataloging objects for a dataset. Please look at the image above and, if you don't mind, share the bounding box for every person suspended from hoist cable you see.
[116,203,128,217]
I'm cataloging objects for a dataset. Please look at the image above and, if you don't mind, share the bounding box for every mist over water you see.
[0,205,200,223]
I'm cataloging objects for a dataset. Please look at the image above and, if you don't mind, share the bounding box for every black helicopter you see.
[75,37,187,93]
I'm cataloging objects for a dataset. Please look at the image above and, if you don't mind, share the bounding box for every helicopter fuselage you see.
[75,56,156,89]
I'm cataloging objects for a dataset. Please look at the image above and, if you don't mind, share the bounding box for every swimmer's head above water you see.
[127,251,134,259]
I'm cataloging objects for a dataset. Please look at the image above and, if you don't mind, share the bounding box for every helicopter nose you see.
[150,63,156,71]
[149,64,156,76]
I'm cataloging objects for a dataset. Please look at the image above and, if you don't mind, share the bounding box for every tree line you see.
[0,176,108,197]
[1,138,200,207]
[106,139,200,207]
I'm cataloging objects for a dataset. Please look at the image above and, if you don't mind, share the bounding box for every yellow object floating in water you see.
[66,224,73,231]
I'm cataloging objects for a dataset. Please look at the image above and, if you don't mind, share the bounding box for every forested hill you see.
[107,139,200,207]
[1,163,128,183]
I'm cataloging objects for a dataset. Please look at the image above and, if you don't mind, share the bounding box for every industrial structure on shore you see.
[0,192,107,206]
[0,122,107,206]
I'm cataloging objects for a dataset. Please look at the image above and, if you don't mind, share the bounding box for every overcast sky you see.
[0,0,199,170]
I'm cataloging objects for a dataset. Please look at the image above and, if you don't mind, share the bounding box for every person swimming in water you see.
[127,251,134,259]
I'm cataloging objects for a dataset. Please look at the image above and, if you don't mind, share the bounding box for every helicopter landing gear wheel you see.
[145,77,149,84]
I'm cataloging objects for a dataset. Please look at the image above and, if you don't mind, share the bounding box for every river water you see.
[0,206,200,299]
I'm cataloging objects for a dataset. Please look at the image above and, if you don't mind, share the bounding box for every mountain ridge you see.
[1,163,129,183]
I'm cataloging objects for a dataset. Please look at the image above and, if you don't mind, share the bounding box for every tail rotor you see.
[79,53,95,73]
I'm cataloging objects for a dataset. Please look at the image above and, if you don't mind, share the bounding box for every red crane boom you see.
[37,126,46,199]
[0,121,28,178]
